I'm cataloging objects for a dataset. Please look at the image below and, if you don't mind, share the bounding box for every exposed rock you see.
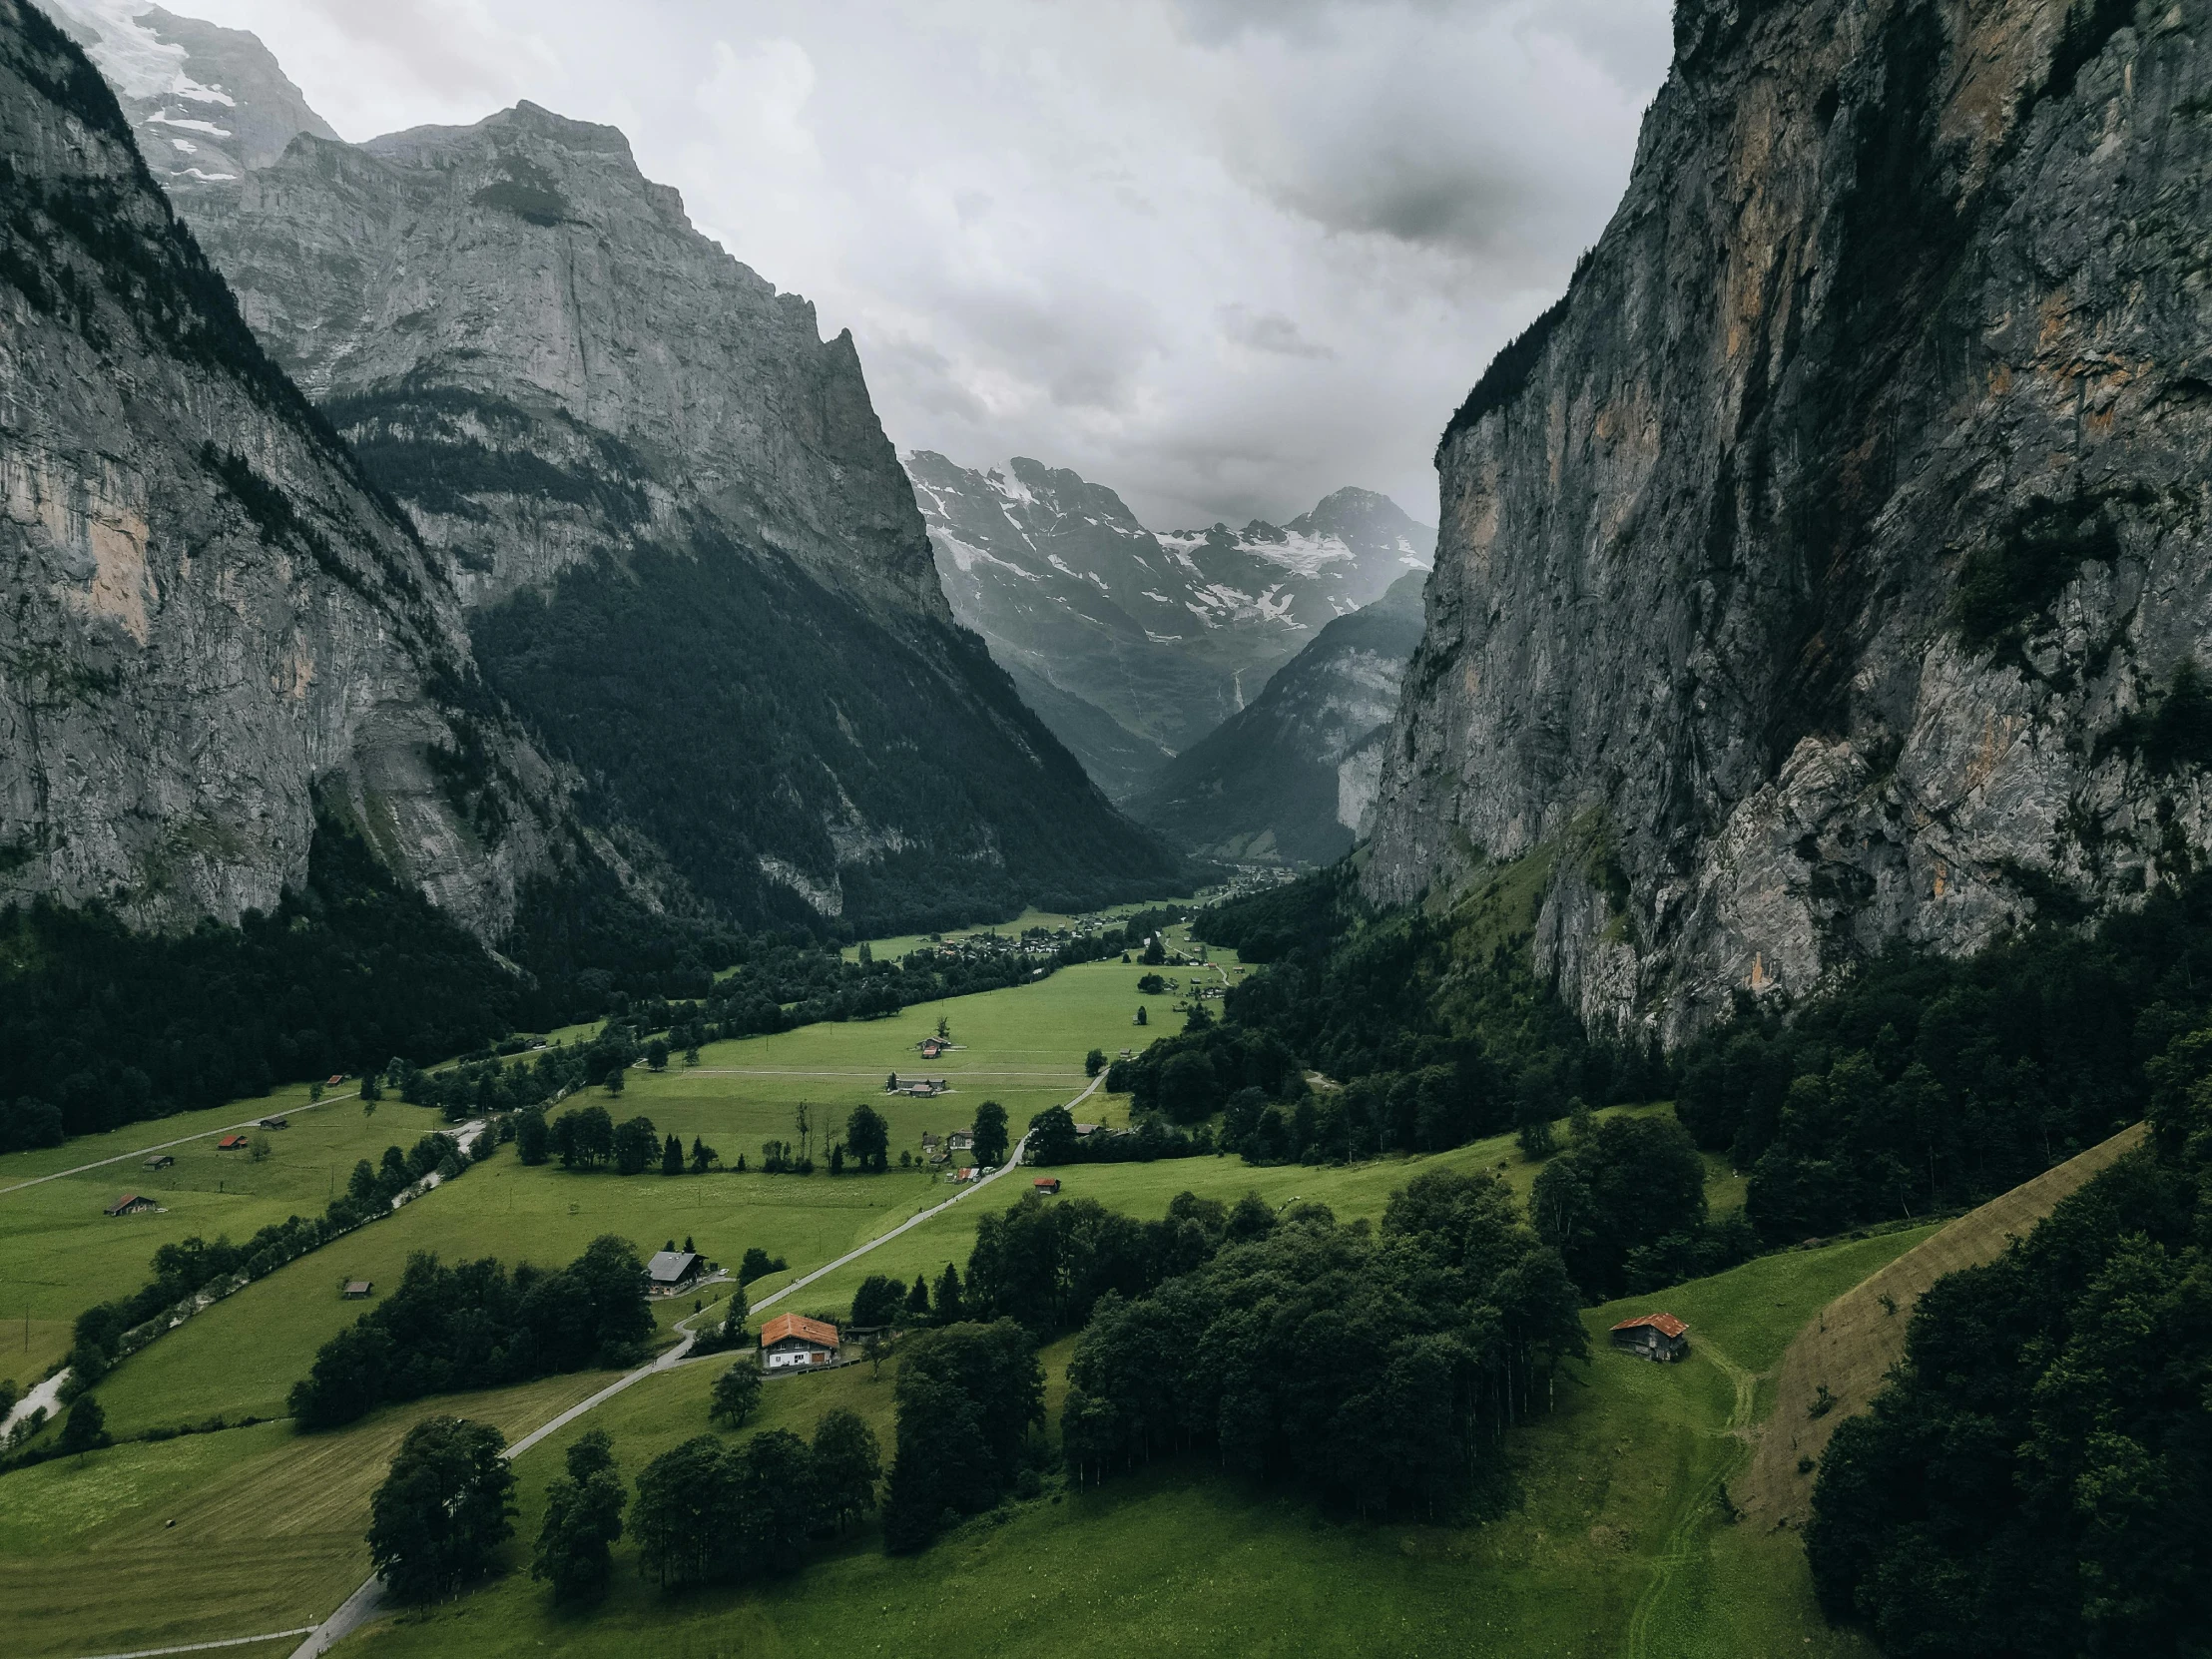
[0,0,559,937]
[138,86,1176,927]
[909,449,1430,789]
[1365,0,2212,1044]
[1131,570,1426,863]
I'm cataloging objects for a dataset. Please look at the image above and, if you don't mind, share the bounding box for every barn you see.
[759,1313,840,1371]
[1610,1313,1690,1362]
[216,1134,249,1151]
[1033,1177,1061,1194]
[645,1250,703,1295]
[104,1193,158,1216]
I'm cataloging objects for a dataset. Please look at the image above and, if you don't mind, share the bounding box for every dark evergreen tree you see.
[367,1416,516,1603]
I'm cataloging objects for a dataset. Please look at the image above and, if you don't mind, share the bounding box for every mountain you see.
[1129,571,1426,863]
[907,451,1430,794]
[75,35,1180,929]
[1363,0,2212,1043]
[44,0,335,195]
[0,0,562,938]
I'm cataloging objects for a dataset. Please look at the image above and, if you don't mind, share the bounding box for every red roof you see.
[759,1313,839,1351]
[217,1134,250,1149]
[1611,1312,1688,1339]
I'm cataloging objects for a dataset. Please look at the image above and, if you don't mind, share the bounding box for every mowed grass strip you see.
[0,1370,617,1658]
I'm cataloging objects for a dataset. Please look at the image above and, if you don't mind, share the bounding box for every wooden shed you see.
[104,1193,158,1216]
[1610,1312,1690,1362]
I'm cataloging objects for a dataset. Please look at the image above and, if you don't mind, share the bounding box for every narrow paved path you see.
[71,1630,316,1659]
[287,1073,1096,1659]
[0,1091,361,1197]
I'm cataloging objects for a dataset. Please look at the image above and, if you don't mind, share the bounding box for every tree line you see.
[1059,1170,1586,1519]
[289,1237,656,1429]
[1805,1015,2212,1656]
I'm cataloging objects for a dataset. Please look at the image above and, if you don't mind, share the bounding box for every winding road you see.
[283,1075,1098,1659]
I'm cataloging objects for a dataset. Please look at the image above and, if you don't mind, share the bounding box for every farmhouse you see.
[905,1078,946,1098]
[216,1134,249,1151]
[143,1155,174,1171]
[948,1130,974,1153]
[1033,1177,1061,1194]
[645,1250,703,1294]
[1073,1122,1102,1139]
[1610,1313,1690,1362]
[919,1037,949,1059]
[759,1312,840,1371]
[342,1281,373,1300]
[104,1193,158,1216]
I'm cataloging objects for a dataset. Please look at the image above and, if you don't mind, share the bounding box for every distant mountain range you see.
[1128,571,1427,864]
[907,452,1430,800]
[18,0,1181,943]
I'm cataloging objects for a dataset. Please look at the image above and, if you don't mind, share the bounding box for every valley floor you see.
[0,912,1976,1658]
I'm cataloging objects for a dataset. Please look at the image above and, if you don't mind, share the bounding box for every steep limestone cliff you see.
[148,90,1174,927]
[1365,0,2212,1043]
[0,0,560,936]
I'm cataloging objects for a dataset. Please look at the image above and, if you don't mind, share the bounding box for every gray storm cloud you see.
[138,0,1670,528]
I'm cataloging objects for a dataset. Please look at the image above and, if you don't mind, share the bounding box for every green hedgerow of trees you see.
[289,1237,654,1429]
[1059,1170,1584,1520]
[881,1321,1044,1553]
[1805,1019,2212,1656]
[368,1416,517,1603]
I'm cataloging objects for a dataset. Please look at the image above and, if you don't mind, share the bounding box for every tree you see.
[249,1133,272,1163]
[646,1038,669,1072]
[830,1143,845,1176]
[710,1360,763,1427]
[882,1321,1043,1551]
[613,1114,658,1176]
[58,1393,108,1458]
[906,1274,931,1320]
[515,1108,549,1166]
[934,1262,965,1323]
[1532,1113,1707,1301]
[661,1133,684,1176]
[530,1429,624,1602]
[367,1416,516,1602]
[886,1072,899,1093]
[1135,1005,1148,1027]
[689,1135,717,1174]
[360,1070,381,1104]
[850,1273,904,1328]
[736,1428,820,1575]
[936,1014,951,1041]
[812,1408,882,1531]
[631,1435,741,1588]
[971,1101,1009,1167]
[556,1104,613,1169]
[1084,1048,1106,1078]
[605,1061,626,1096]
[739,1247,785,1284]
[846,1103,889,1172]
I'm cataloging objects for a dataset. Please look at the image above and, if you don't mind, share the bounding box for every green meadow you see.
[0,904,1881,1659]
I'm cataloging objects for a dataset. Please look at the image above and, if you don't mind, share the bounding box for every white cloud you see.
[144,0,1673,528]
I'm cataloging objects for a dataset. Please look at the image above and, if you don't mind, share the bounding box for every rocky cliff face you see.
[909,450,1430,790]
[124,77,1174,927]
[0,0,559,936]
[1132,571,1425,863]
[1365,0,2212,1043]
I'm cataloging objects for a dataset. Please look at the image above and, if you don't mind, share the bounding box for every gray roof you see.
[646,1250,702,1284]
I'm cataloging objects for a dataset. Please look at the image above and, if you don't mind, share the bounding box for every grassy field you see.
[320,1229,1926,1659]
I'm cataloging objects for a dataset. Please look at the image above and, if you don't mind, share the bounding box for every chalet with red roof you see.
[216,1133,250,1151]
[759,1313,840,1371]
[1610,1312,1689,1362]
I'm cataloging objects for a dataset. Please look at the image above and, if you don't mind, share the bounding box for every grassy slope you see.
[1739,1120,2149,1524]
[330,1236,1925,1659]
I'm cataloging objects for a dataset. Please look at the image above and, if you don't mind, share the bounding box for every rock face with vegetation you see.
[1130,570,1426,862]
[1366,0,2212,1043]
[908,450,1429,798]
[0,0,562,937]
[84,41,1176,929]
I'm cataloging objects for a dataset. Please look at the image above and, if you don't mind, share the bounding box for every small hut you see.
[1609,1313,1690,1362]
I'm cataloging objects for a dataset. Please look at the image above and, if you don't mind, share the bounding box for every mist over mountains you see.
[908,450,1429,802]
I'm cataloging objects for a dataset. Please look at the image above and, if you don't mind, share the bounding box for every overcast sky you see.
[154,0,1671,530]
